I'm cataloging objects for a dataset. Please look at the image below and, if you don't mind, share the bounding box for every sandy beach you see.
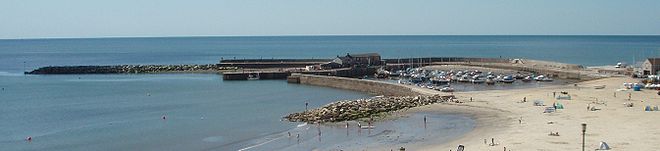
[412,77,660,151]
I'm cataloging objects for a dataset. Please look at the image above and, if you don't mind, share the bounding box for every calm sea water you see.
[1,35,659,151]
[1,35,660,72]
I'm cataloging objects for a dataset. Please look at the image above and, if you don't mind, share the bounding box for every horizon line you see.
[2,34,660,40]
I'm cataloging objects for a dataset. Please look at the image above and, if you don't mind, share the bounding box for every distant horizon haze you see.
[3,34,660,40]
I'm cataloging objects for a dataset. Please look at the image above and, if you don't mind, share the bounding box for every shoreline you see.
[374,102,513,151]
[285,73,660,150]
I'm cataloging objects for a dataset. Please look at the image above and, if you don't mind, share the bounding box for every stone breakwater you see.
[285,95,454,123]
[26,64,238,74]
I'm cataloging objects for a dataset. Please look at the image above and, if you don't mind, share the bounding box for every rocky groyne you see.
[26,64,238,74]
[285,95,454,123]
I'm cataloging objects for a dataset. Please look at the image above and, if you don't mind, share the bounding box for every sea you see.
[1,35,659,151]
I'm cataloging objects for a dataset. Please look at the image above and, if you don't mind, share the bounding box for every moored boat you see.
[501,75,515,83]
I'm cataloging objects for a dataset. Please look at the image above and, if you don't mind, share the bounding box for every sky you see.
[1,0,659,39]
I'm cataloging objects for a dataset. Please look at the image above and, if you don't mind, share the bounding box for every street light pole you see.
[581,123,587,151]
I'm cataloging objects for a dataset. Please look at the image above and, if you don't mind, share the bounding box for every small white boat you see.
[539,76,554,82]
[440,87,455,92]
[534,75,553,82]
[501,75,515,83]
[458,75,470,82]
[471,78,485,83]
[360,125,376,129]
[247,73,260,80]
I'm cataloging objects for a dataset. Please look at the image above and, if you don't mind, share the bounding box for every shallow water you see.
[238,113,475,151]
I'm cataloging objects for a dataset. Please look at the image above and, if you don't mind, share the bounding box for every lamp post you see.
[581,123,587,151]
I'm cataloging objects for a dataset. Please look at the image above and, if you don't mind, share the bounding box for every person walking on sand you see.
[523,97,526,102]
[553,92,556,98]
[628,93,632,101]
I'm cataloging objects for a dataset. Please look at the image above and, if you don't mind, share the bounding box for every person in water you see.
[423,115,427,123]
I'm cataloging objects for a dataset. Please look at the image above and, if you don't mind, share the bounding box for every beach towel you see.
[534,100,544,106]
[544,107,555,113]
[556,95,571,100]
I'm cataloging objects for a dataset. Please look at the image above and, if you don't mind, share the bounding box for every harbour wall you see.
[25,64,236,74]
[218,59,331,69]
[220,59,331,63]
[223,67,376,80]
[288,74,423,96]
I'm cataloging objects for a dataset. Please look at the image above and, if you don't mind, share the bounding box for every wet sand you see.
[240,112,475,151]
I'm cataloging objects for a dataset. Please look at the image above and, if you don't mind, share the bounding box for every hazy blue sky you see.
[1,0,659,39]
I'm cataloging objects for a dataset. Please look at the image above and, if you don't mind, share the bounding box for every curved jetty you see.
[285,95,454,123]
[26,64,237,74]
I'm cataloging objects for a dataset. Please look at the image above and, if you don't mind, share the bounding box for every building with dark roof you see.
[643,58,660,75]
[320,53,383,69]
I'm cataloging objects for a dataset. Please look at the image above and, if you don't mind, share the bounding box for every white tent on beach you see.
[596,141,611,150]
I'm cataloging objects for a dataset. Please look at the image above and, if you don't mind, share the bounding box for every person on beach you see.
[587,104,590,111]
[491,138,495,146]
[523,97,526,102]
[553,92,556,98]
[614,92,616,97]
[296,134,300,143]
[628,93,631,100]
[470,97,473,102]
[424,115,427,123]
[423,115,427,128]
